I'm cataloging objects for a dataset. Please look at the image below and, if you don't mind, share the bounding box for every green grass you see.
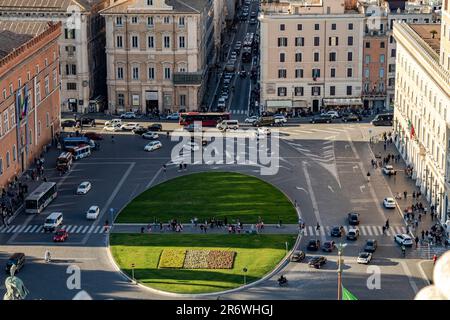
[117,172,297,224]
[110,233,297,294]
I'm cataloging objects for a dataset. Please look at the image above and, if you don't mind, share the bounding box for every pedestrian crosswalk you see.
[230,109,247,115]
[406,245,449,259]
[301,225,407,237]
[0,224,107,234]
[280,126,355,136]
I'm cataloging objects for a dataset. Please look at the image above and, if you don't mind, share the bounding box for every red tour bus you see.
[179,112,231,127]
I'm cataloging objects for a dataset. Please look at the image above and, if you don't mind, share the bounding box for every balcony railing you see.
[173,72,203,85]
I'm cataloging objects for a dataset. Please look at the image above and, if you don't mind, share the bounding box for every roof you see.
[0,0,104,12]
[100,0,210,14]
[409,23,441,55]
[0,21,52,59]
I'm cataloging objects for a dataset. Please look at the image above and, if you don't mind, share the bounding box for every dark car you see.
[310,115,333,124]
[62,119,77,128]
[307,239,320,251]
[321,241,335,252]
[148,123,163,131]
[364,239,378,253]
[83,132,103,140]
[347,212,360,225]
[290,250,306,262]
[79,118,96,126]
[331,226,343,237]
[132,126,148,135]
[342,113,362,122]
[5,253,25,274]
[308,256,327,269]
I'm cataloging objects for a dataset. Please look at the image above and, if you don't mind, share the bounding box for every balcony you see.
[173,72,203,86]
[362,90,386,97]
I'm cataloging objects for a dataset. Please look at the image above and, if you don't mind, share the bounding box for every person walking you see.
[431,211,434,221]
[163,164,167,174]
[382,225,386,235]
[415,236,419,249]
[385,219,390,229]
[316,222,320,231]
[433,254,438,265]
[367,171,371,182]
[403,190,407,199]
[412,191,416,199]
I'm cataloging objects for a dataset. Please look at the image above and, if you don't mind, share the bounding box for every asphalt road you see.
[0,121,431,300]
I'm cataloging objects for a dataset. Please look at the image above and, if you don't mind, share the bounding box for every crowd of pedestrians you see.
[1,177,30,227]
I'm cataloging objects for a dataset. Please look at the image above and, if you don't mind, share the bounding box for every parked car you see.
[347,228,360,240]
[322,111,340,119]
[103,124,121,132]
[86,205,100,220]
[120,123,140,131]
[308,256,327,269]
[148,123,162,131]
[144,141,162,151]
[53,229,69,242]
[166,113,180,120]
[62,119,77,128]
[364,239,378,253]
[310,115,333,124]
[83,132,103,140]
[321,241,335,252]
[245,116,258,124]
[347,212,360,225]
[120,112,136,119]
[77,181,92,195]
[382,165,395,175]
[342,113,362,122]
[357,252,372,264]
[78,117,96,127]
[217,97,226,108]
[274,115,287,124]
[104,119,122,126]
[5,253,25,274]
[142,132,159,140]
[290,250,306,262]
[132,126,148,135]
[383,197,396,208]
[307,239,320,251]
[394,234,413,246]
[250,18,257,24]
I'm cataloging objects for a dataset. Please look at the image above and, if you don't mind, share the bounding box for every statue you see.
[3,264,29,300]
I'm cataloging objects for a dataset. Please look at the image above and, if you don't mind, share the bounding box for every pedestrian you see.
[418,213,422,222]
[179,163,183,171]
[415,236,419,249]
[382,225,386,235]
[141,227,145,233]
[385,219,390,229]
[294,199,298,207]
[278,219,282,228]
[412,191,416,199]
[384,142,387,151]
[316,222,320,231]
[367,171,371,182]
[433,254,438,265]
[414,219,418,228]
[421,230,425,240]
[403,190,407,199]
[163,164,167,174]
[183,163,187,171]
[431,211,434,221]
[424,207,428,215]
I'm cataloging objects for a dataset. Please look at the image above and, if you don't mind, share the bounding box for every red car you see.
[83,132,103,140]
[53,229,69,242]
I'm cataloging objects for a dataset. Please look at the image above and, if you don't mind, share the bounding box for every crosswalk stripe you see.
[11,225,21,233]
[308,226,313,236]
[75,226,83,233]
[82,226,89,233]
[88,225,95,233]
[66,225,74,233]
[343,226,349,233]
[35,226,43,233]
[94,226,101,233]
[6,225,16,233]
[325,226,330,234]
[401,226,407,234]
[376,226,383,235]
[359,226,367,235]
[23,225,32,233]
[17,225,27,233]
[29,225,38,233]
[315,228,320,236]
[366,226,373,236]
[0,225,6,232]
[395,226,403,234]
[371,226,379,236]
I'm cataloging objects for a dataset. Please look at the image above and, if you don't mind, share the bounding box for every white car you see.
[104,119,122,126]
[322,111,340,119]
[103,124,121,132]
[166,113,179,120]
[218,98,226,108]
[144,141,162,151]
[120,123,140,131]
[221,92,229,100]
[142,132,159,140]
[383,197,396,209]
[394,234,413,246]
[382,165,395,175]
[274,116,287,124]
[245,116,258,124]
[86,205,100,220]
[182,141,200,152]
[120,112,136,119]
[77,181,91,195]
[357,252,372,264]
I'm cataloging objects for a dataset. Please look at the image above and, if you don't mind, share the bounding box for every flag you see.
[410,124,415,139]
[22,84,28,117]
[342,285,358,300]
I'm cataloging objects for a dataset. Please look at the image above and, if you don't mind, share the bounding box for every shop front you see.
[322,98,363,112]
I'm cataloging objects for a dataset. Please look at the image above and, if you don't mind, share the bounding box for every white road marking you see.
[88,225,95,233]
[366,226,373,236]
[328,185,334,193]
[75,226,83,233]
[6,226,16,233]
[94,226,101,233]
[82,225,89,233]
[12,225,21,233]
[36,226,43,233]
[17,225,27,233]
[23,225,32,233]
[308,226,314,236]
[29,225,38,233]
[0,226,6,232]
[66,225,74,233]
[399,260,419,294]
[360,185,366,192]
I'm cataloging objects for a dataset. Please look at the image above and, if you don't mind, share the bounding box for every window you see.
[315,24,320,30]
[2,89,6,99]
[44,76,49,95]
[389,64,395,72]
[365,42,371,48]
[314,52,319,62]
[9,106,15,127]
[117,67,124,79]
[348,36,353,45]
[164,36,171,48]
[163,16,170,24]
[67,82,77,90]
[131,36,139,48]
[379,68,385,78]
[348,23,353,30]
[329,52,336,61]
[294,87,304,96]
[380,54,385,63]
[0,158,2,174]
[9,83,13,94]
[164,67,171,79]
[295,37,304,46]
[147,0,153,4]
[278,37,288,47]
[179,94,186,107]
[132,67,139,80]
[391,49,396,57]
[347,68,353,77]
[64,29,75,39]
[179,17,185,27]
[297,24,302,30]
[4,111,9,133]
[311,86,321,96]
[36,65,39,74]
[365,55,371,63]
[179,36,185,48]
[346,86,352,95]
[46,112,49,128]
[148,67,155,80]
[66,64,77,75]
[295,69,304,78]
[12,145,16,161]
[148,36,154,48]
[53,68,58,88]
[148,16,154,26]
[329,36,339,46]
[312,68,320,79]
[36,82,41,103]
[331,23,336,30]
[279,53,285,62]
[330,68,336,78]
[380,41,385,48]
[6,152,10,168]
[131,16,138,24]
[277,87,287,96]
[37,121,41,137]
[390,35,394,43]
[365,68,369,78]
[295,52,302,62]
[280,24,285,31]
[314,37,320,46]
[278,69,287,78]
[330,86,336,96]
[347,52,353,61]
[116,35,123,48]
[116,17,123,26]
[117,93,125,106]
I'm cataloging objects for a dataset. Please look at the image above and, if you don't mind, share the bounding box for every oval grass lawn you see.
[110,233,297,294]
[116,171,297,224]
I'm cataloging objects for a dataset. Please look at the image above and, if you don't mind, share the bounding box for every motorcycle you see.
[278,277,288,287]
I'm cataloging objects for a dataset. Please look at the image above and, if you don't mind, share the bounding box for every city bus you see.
[179,112,231,127]
[371,113,393,126]
[56,152,73,171]
[62,137,95,150]
[25,182,57,214]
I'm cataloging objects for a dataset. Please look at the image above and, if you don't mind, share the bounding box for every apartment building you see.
[393,0,450,224]
[0,0,108,113]
[100,0,216,114]
[0,22,61,188]
[259,0,365,114]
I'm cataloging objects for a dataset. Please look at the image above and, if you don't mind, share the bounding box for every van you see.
[104,118,122,126]
[371,113,393,126]
[70,145,91,160]
[44,212,63,232]
[217,120,239,131]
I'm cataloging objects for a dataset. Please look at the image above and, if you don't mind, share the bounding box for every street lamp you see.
[110,208,115,226]
[336,243,347,301]
[131,263,136,284]
[243,267,248,285]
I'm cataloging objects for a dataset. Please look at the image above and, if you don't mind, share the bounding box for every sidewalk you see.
[369,133,448,258]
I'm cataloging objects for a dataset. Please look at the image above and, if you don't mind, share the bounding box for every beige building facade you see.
[100,0,216,114]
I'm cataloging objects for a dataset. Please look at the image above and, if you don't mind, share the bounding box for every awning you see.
[266,100,293,108]
[293,100,307,108]
[323,98,363,106]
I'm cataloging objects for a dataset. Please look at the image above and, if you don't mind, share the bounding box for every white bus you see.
[25,182,57,214]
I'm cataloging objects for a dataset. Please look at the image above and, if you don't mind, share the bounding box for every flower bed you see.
[207,250,236,269]
[158,249,186,268]
[158,249,236,269]
[183,250,210,269]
